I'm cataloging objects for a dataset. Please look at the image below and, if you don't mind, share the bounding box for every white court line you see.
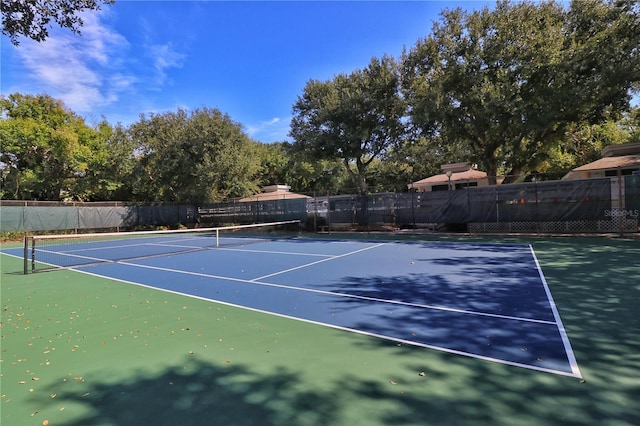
[35,241,559,325]
[117,244,557,325]
[37,248,115,263]
[54,237,209,254]
[70,264,580,378]
[529,245,583,378]
[217,247,334,257]
[11,239,581,377]
[251,243,386,281]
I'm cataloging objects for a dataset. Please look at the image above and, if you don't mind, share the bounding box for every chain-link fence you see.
[200,175,639,235]
[0,201,196,233]
[2,176,638,235]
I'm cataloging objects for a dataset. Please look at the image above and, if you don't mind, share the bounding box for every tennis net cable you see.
[23,220,301,274]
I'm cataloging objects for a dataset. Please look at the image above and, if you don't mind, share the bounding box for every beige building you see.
[408,163,490,192]
[562,142,640,180]
[562,142,640,211]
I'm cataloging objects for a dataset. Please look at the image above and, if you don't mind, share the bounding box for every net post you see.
[23,234,29,275]
[216,229,219,247]
[31,237,36,273]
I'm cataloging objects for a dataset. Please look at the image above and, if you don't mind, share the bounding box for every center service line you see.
[250,243,386,282]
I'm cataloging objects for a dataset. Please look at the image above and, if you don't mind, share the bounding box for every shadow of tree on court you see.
[33,357,340,426]
[319,243,569,372]
[339,237,640,425]
[330,254,553,321]
[530,238,640,384]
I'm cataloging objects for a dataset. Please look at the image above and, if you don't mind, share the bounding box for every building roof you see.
[409,169,488,188]
[570,154,640,172]
[562,142,640,179]
[564,154,640,178]
[238,185,310,202]
[601,142,640,157]
[562,154,640,180]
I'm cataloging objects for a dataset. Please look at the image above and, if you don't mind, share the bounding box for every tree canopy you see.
[2,1,640,203]
[290,56,406,196]
[0,93,112,200]
[1,0,114,45]
[402,0,640,183]
[127,108,262,204]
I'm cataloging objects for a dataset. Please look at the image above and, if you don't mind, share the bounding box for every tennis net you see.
[23,220,300,274]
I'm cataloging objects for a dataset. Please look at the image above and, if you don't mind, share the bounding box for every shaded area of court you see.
[1,236,639,425]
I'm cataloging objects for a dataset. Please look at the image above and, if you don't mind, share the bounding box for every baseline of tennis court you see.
[6,235,582,377]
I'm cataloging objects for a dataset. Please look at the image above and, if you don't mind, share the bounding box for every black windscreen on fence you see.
[372,178,612,225]
[1,177,635,234]
[0,203,195,232]
[625,174,640,217]
[198,198,308,225]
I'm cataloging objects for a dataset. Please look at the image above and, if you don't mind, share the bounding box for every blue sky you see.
[1,1,493,143]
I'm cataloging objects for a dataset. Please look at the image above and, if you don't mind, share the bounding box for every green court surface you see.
[1,235,639,425]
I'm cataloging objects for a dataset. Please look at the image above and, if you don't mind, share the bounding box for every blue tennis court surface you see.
[5,237,582,377]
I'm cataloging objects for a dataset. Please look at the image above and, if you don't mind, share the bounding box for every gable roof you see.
[238,185,310,202]
[409,169,488,189]
[570,154,640,172]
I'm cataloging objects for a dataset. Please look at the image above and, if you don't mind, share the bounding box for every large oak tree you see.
[128,108,262,204]
[289,56,406,224]
[0,93,113,200]
[402,0,640,183]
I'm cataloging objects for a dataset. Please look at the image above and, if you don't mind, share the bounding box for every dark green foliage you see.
[1,0,114,45]
[0,94,112,200]
[402,0,640,182]
[128,108,261,203]
[290,56,406,197]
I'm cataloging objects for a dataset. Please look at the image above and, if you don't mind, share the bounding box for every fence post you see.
[495,186,500,224]
[618,168,624,237]
[411,190,416,231]
[533,177,540,236]
[326,191,331,233]
[312,191,317,233]
[23,234,28,275]
[76,203,80,234]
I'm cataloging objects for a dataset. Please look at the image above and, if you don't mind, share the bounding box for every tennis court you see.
[1,229,639,425]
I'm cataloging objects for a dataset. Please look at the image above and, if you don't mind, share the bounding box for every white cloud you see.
[146,42,186,87]
[247,117,291,142]
[14,10,131,113]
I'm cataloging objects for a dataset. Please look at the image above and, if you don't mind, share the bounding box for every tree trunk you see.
[486,162,499,185]
[357,174,369,227]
